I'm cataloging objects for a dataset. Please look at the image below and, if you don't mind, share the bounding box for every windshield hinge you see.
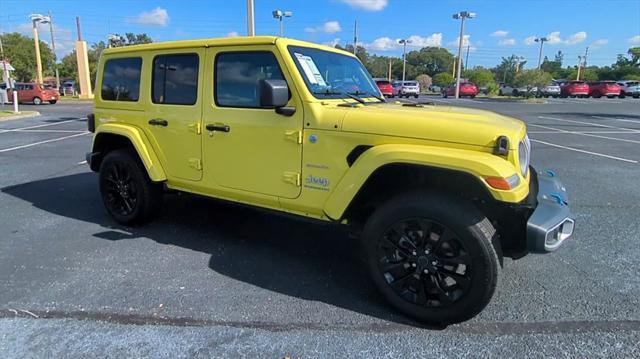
[284,130,302,144]
[188,122,202,135]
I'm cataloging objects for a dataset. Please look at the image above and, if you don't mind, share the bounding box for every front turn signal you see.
[485,174,520,190]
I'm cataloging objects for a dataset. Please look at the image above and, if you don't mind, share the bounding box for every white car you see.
[617,81,640,99]
[399,81,420,98]
[499,83,535,97]
[536,84,561,98]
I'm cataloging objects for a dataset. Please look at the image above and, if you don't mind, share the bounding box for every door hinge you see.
[188,158,202,170]
[188,122,202,135]
[284,130,302,144]
[282,172,301,186]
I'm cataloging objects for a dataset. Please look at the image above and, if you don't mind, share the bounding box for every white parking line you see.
[531,139,638,163]
[529,131,637,134]
[0,119,81,133]
[592,115,640,125]
[529,123,640,144]
[538,116,640,133]
[0,132,89,153]
[9,129,87,133]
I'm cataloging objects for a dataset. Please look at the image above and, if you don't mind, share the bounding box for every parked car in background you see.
[7,82,59,104]
[398,81,420,98]
[61,81,76,96]
[498,83,535,97]
[588,81,621,98]
[442,81,479,98]
[617,80,640,98]
[391,81,402,97]
[536,84,561,98]
[560,81,589,98]
[375,80,394,98]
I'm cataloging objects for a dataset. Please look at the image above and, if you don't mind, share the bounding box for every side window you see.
[152,54,199,105]
[215,52,285,108]
[101,57,142,101]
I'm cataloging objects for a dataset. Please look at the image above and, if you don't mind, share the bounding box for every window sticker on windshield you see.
[294,53,327,87]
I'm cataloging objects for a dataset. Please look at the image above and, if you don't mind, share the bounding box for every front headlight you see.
[518,135,531,177]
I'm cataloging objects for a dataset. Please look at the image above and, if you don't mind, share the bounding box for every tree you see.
[0,32,55,82]
[463,68,496,86]
[513,69,554,95]
[415,74,432,91]
[405,47,455,77]
[540,51,563,78]
[108,33,153,47]
[564,67,598,82]
[492,55,522,85]
[432,72,454,87]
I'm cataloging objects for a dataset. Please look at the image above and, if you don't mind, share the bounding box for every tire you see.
[634,94,640,99]
[361,191,500,325]
[49,100,57,104]
[512,90,519,97]
[33,97,42,105]
[414,95,419,99]
[99,149,163,225]
[470,95,476,99]
[619,93,625,99]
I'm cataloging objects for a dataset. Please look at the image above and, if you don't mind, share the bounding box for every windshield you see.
[288,45,381,99]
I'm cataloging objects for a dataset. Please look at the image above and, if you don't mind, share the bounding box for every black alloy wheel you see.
[103,162,138,217]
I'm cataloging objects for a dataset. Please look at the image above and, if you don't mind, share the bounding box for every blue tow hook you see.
[549,192,567,206]
[545,169,557,177]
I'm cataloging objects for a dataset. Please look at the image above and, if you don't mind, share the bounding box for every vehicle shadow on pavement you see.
[2,172,437,329]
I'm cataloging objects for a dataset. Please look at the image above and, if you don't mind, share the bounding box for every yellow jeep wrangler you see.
[86,36,574,324]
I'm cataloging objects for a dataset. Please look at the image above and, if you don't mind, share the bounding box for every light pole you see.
[35,13,60,90]
[535,37,548,70]
[452,11,476,99]
[398,39,411,83]
[247,0,255,36]
[272,10,293,37]
[29,13,48,85]
[515,56,525,73]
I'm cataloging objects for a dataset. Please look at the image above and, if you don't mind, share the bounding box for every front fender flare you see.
[93,123,167,182]
[323,144,528,220]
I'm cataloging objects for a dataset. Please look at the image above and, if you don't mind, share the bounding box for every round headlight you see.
[518,135,531,177]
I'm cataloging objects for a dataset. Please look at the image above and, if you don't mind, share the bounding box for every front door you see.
[145,50,204,181]
[202,46,303,199]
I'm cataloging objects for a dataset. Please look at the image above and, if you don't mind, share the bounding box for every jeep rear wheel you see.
[362,192,499,325]
[99,149,163,225]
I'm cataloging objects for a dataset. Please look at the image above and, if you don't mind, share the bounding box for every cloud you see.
[491,30,509,37]
[324,38,341,47]
[13,22,75,58]
[524,36,537,46]
[131,7,169,26]
[364,33,442,51]
[546,31,562,45]
[305,21,342,34]
[339,0,388,11]
[629,35,640,45]
[498,38,517,46]
[590,39,608,49]
[227,31,240,37]
[565,31,587,45]
[447,35,477,52]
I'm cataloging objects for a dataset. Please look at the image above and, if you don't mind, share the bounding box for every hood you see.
[340,102,526,149]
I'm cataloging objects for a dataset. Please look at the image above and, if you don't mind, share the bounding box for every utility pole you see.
[30,15,44,84]
[388,58,392,81]
[247,0,255,36]
[47,11,60,90]
[398,39,411,83]
[452,57,456,78]
[353,20,358,54]
[453,11,476,99]
[535,37,548,69]
[465,44,470,69]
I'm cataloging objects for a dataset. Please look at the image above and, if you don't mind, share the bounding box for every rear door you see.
[144,49,204,181]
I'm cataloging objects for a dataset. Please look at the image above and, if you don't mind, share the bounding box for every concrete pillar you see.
[75,40,93,99]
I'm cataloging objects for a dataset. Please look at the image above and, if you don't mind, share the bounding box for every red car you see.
[375,80,394,97]
[588,81,621,98]
[442,82,478,98]
[8,82,59,105]
[560,81,589,98]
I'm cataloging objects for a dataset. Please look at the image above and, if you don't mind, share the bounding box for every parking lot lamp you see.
[398,39,411,83]
[535,37,548,69]
[452,11,476,99]
[272,10,293,37]
[29,14,48,85]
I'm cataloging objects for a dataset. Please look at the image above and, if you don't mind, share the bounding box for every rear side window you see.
[152,54,199,105]
[101,57,142,102]
[215,52,285,108]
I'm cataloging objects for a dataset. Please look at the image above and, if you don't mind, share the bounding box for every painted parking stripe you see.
[0,132,89,153]
[0,119,82,133]
[529,123,640,144]
[9,129,87,133]
[529,130,638,134]
[538,116,640,133]
[592,115,640,125]
[531,139,638,163]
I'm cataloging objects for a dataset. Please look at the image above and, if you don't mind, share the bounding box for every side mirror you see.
[259,79,289,108]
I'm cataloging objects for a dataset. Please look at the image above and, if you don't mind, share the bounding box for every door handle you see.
[205,124,231,133]
[148,119,168,126]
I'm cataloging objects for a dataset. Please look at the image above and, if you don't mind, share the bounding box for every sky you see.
[1,0,639,69]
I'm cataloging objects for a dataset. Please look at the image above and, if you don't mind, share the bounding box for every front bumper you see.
[527,169,574,253]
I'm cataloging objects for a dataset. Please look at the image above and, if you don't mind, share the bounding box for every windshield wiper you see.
[348,91,385,103]
[344,93,366,104]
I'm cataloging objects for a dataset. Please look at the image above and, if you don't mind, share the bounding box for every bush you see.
[432,72,454,87]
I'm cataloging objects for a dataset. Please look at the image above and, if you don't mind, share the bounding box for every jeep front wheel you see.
[362,192,499,325]
[99,149,163,225]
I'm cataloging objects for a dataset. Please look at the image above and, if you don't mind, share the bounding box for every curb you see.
[0,111,41,122]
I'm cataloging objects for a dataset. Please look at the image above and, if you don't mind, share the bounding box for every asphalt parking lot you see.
[1,98,640,357]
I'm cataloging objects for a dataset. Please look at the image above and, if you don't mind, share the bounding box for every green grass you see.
[0,110,39,118]
[58,96,93,102]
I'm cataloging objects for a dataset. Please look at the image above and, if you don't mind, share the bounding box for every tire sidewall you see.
[362,192,499,324]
